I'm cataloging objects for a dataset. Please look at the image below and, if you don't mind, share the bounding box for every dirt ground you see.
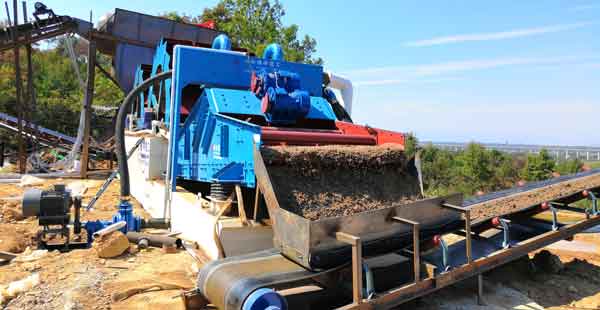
[0,178,202,309]
[2,177,600,309]
[262,145,421,220]
[409,233,600,310]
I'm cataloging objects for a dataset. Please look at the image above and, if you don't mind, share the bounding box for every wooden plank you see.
[235,185,249,226]
[12,0,25,174]
[253,185,260,220]
[80,40,96,178]
[23,1,38,154]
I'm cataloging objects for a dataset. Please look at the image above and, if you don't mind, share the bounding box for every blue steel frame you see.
[168,45,337,188]
[148,39,172,121]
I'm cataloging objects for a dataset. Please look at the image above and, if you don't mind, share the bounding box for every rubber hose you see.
[115,71,172,198]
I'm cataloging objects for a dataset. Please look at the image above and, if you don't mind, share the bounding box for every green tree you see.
[555,159,583,175]
[0,39,121,140]
[403,132,418,158]
[521,149,555,181]
[201,0,322,64]
[160,11,194,23]
[420,145,456,196]
[488,149,519,189]
[454,143,493,193]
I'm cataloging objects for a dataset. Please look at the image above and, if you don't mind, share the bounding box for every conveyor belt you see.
[197,249,343,310]
[0,112,112,159]
[463,168,600,206]
[198,170,600,309]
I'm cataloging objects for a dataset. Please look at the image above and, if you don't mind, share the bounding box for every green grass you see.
[586,161,600,169]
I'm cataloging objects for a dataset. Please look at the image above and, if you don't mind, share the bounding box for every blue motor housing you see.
[168,45,338,188]
[253,70,311,124]
[84,201,142,244]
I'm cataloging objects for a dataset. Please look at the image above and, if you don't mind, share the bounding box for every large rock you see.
[93,231,130,258]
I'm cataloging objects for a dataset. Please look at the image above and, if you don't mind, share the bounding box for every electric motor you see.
[22,184,71,226]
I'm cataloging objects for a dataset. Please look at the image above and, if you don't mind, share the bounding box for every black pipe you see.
[73,196,81,234]
[141,218,171,229]
[0,141,4,167]
[115,71,172,198]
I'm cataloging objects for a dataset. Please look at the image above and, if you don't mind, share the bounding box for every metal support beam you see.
[477,274,486,305]
[393,216,421,283]
[465,210,473,264]
[94,61,122,91]
[442,203,473,263]
[336,232,363,306]
[80,39,96,178]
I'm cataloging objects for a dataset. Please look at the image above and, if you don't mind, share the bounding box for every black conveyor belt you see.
[463,168,600,207]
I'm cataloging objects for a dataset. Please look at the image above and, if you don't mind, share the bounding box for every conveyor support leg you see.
[477,274,486,306]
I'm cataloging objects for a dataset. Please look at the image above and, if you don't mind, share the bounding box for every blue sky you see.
[15,1,600,146]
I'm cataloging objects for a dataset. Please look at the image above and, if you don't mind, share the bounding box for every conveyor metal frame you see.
[335,197,600,310]
[195,160,600,309]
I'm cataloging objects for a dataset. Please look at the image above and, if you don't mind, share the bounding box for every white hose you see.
[325,71,354,116]
[92,221,126,239]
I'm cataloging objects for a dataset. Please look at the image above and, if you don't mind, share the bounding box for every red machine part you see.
[260,121,406,147]
[196,20,215,29]
[335,121,405,146]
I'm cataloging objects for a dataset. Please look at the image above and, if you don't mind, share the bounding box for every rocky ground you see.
[0,178,203,309]
[1,176,600,309]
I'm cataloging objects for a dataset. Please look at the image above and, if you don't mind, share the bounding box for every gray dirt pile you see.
[261,144,421,220]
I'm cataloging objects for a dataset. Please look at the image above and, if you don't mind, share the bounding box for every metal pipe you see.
[126,232,182,248]
[92,221,126,239]
[439,237,449,271]
[325,71,354,115]
[497,218,511,249]
[116,71,172,198]
[86,138,143,211]
[141,218,170,229]
[589,191,598,215]
[550,206,559,231]
[261,127,376,146]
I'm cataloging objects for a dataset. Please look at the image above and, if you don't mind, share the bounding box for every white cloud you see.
[404,22,595,47]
